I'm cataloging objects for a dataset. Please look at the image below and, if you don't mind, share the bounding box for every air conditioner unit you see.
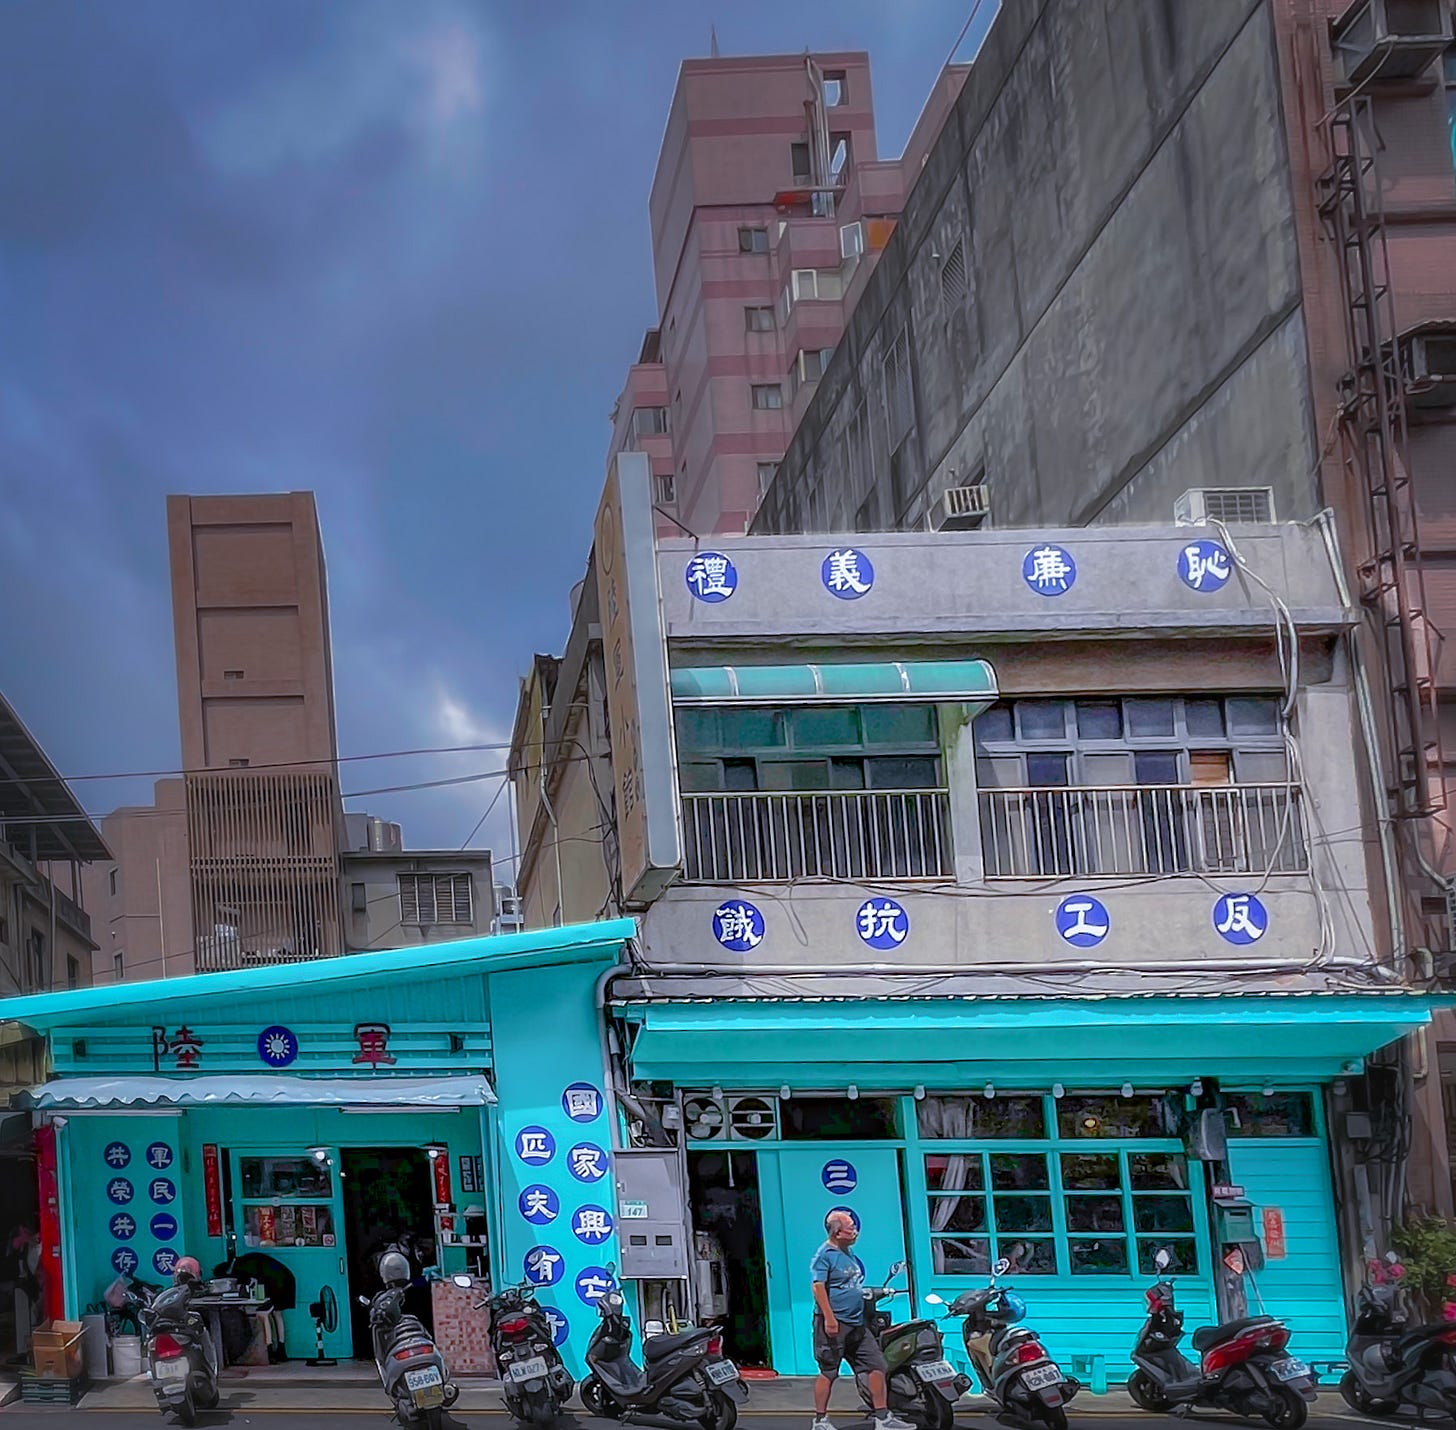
[1402,326,1456,409]
[1331,0,1452,84]
[927,484,990,532]
[681,1092,780,1141]
[1173,488,1275,526]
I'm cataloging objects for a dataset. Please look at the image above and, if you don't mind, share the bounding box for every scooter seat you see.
[1191,1316,1278,1352]
[644,1327,712,1360]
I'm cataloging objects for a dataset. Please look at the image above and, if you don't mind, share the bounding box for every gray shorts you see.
[813,1314,885,1378]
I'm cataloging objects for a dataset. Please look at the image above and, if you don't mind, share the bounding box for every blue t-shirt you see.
[810,1242,864,1324]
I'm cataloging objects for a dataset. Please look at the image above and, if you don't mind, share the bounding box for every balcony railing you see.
[682,789,954,883]
[979,783,1307,880]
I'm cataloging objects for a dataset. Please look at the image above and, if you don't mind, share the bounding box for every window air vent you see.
[1174,488,1275,526]
[1402,327,1456,409]
[1331,0,1452,84]
[928,484,990,532]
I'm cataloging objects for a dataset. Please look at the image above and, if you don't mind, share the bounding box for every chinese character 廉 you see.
[1027,545,1074,593]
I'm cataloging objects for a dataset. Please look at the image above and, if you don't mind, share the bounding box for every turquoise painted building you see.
[0,920,635,1373]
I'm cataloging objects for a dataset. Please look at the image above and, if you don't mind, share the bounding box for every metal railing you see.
[979,783,1307,879]
[682,789,953,883]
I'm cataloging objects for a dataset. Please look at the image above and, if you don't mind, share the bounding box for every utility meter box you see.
[1214,1198,1257,1243]
[613,1149,689,1279]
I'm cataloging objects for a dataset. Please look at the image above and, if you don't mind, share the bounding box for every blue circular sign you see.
[111,1247,139,1275]
[106,1177,135,1205]
[855,897,909,950]
[562,1083,603,1123]
[153,1248,178,1277]
[568,1143,609,1183]
[103,1142,131,1170]
[1054,894,1111,949]
[712,900,765,953]
[1178,540,1232,593]
[109,1213,137,1241]
[542,1306,570,1347]
[1212,893,1268,946]
[519,1186,560,1225]
[576,1267,617,1305]
[1022,543,1077,596]
[150,1213,178,1241]
[523,1245,565,1287]
[827,1206,862,1232]
[822,547,875,600]
[257,1025,299,1068]
[149,1178,177,1205]
[822,1159,858,1194]
[144,1142,174,1171]
[515,1126,556,1165]
[572,1205,615,1245]
[685,552,738,603]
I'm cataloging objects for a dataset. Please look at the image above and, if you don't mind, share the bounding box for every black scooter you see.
[486,1277,575,1424]
[580,1274,747,1430]
[360,1283,460,1429]
[1339,1257,1456,1418]
[857,1261,968,1430]
[130,1275,220,1427]
[1127,1248,1315,1429]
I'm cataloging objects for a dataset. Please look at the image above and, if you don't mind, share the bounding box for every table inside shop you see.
[188,1295,275,1372]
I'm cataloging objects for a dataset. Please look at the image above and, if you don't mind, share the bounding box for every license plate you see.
[406,1366,443,1391]
[509,1357,548,1382]
[1023,1365,1062,1390]
[1272,1359,1310,1383]
[706,1360,740,1385]
[914,1361,956,1383]
[154,1358,187,1381]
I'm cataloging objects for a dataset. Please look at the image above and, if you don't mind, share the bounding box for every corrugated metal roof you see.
[0,691,109,862]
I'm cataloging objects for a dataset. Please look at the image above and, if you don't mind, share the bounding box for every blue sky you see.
[0,1,990,867]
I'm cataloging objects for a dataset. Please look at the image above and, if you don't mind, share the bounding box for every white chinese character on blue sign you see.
[145,1142,173,1171]
[822,548,874,600]
[1023,544,1076,595]
[576,1267,617,1305]
[515,1127,556,1165]
[562,1083,602,1123]
[111,1248,138,1275]
[713,901,764,952]
[572,1206,614,1245]
[153,1249,178,1277]
[569,1143,609,1183]
[1213,893,1268,945]
[821,1159,857,1193]
[109,1213,136,1241]
[856,898,909,950]
[150,1179,176,1205]
[107,1178,134,1205]
[257,1025,299,1068]
[685,552,738,603]
[543,1306,570,1347]
[519,1186,560,1225]
[1179,540,1232,592]
[1055,894,1111,948]
[104,1142,131,1169]
[523,1245,564,1287]
[151,1213,178,1240]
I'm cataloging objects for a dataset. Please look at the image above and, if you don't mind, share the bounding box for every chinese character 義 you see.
[824,548,872,596]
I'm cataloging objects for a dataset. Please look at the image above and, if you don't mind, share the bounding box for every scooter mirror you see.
[1385,1251,1400,1264]
[606,1261,617,1276]
[992,1258,1010,1277]
[451,1274,474,1288]
[357,1295,369,1306]
[1154,1248,1172,1272]
[889,1259,906,1277]
[924,1294,945,1312]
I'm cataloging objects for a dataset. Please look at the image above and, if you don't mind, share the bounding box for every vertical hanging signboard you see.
[202,1145,223,1238]
[1261,1206,1287,1260]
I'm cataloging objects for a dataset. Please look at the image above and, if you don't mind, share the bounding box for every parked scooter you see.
[127,1261,220,1427]
[579,1267,747,1430]
[485,1277,575,1424]
[928,1257,1081,1430]
[1339,1254,1456,1418]
[1127,1247,1316,1428]
[360,1252,460,1429]
[855,1261,969,1430]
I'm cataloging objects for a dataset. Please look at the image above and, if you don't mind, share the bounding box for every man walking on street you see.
[810,1209,913,1430]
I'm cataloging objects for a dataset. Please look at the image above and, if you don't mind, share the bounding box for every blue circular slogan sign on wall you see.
[821,1159,858,1194]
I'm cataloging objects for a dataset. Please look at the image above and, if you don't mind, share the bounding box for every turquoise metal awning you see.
[619,994,1438,1086]
[669,659,998,705]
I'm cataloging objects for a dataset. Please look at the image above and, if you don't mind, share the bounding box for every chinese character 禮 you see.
[687,554,734,599]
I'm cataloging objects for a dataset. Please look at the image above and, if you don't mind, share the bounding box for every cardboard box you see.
[31,1321,84,1379]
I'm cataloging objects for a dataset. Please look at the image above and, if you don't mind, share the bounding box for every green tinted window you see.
[862,704,937,746]
[789,707,860,747]
[720,708,785,750]
[675,709,718,752]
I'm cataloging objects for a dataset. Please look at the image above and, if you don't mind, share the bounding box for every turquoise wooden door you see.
[1226,1139,1346,1363]
[758,1148,909,1374]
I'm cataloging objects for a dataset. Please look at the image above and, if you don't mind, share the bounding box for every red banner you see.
[432,1151,452,1207]
[1262,1206,1287,1260]
[202,1144,223,1238]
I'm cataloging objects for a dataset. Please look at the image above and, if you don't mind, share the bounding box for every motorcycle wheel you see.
[580,1374,622,1420]
[920,1387,955,1430]
[1339,1371,1398,1417]
[199,1381,220,1410]
[1031,1401,1067,1430]
[699,1389,738,1430]
[423,1408,446,1430]
[1127,1371,1171,1413]
[174,1386,197,1426]
[1260,1385,1308,1430]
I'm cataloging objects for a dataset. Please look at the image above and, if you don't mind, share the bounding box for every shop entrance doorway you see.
[341,1148,437,1359]
[688,1151,771,1369]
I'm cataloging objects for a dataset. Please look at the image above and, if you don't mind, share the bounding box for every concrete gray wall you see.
[752,0,1319,536]
[340,852,495,952]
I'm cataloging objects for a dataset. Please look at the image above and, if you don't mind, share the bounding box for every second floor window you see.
[632,406,669,437]
[738,226,769,254]
[399,872,474,926]
[751,383,783,410]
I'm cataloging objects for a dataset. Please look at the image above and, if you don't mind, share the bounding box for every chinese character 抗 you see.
[857,900,907,945]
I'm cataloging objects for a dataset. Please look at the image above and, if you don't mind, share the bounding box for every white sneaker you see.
[876,1415,915,1430]
[812,1418,838,1430]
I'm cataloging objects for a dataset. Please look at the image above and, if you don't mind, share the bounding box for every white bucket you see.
[81,1315,109,1379]
[111,1333,142,1378]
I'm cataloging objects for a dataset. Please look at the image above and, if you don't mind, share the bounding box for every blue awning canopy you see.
[669,659,998,706]
[618,994,1437,1086]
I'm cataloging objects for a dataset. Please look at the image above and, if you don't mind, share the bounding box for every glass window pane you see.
[675,709,718,751]
[928,1193,987,1234]
[780,1098,898,1139]
[829,758,866,789]
[1137,1239,1198,1276]
[1017,701,1067,740]
[1134,752,1180,785]
[996,1238,1056,1275]
[994,1194,1053,1232]
[976,755,1023,789]
[789,707,860,747]
[1130,1154,1191,1191]
[1026,753,1070,787]
[1065,1196,1125,1233]
[1076,702,1123,740]
[1227,697,1280,735]
[722,759,757,791]
[1061,1154,1120,1190]
[760,761,829,790]
[1232,750,1290,782]
[918,1097,1045,1139]
[1058,1096,1169,1139]
[720,709,784,749]
[1126,698,1176,737]
[1225,1093,1314,1137]
[990,1155,1050,1191]
[862,704,936,746]
[1070,1238,1129,1275]
[239,1157,332,1200]
[932,1237,991,1275]
[925,1154,984,1191]
[678,762,722,792]
[1133,1195,1195,1233]
[1185,699,1225,737]
[975,703,1013,744]
[866,755,940,789]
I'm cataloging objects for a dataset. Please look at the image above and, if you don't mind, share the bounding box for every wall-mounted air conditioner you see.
[1331,0,1452,84]
[927,484,990,532]
[1173,488,1276,526]
[1401,326,1456,409]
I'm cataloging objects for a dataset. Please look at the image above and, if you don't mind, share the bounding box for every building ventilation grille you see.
[940,240,968,308]
[1173,487,1275,525]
